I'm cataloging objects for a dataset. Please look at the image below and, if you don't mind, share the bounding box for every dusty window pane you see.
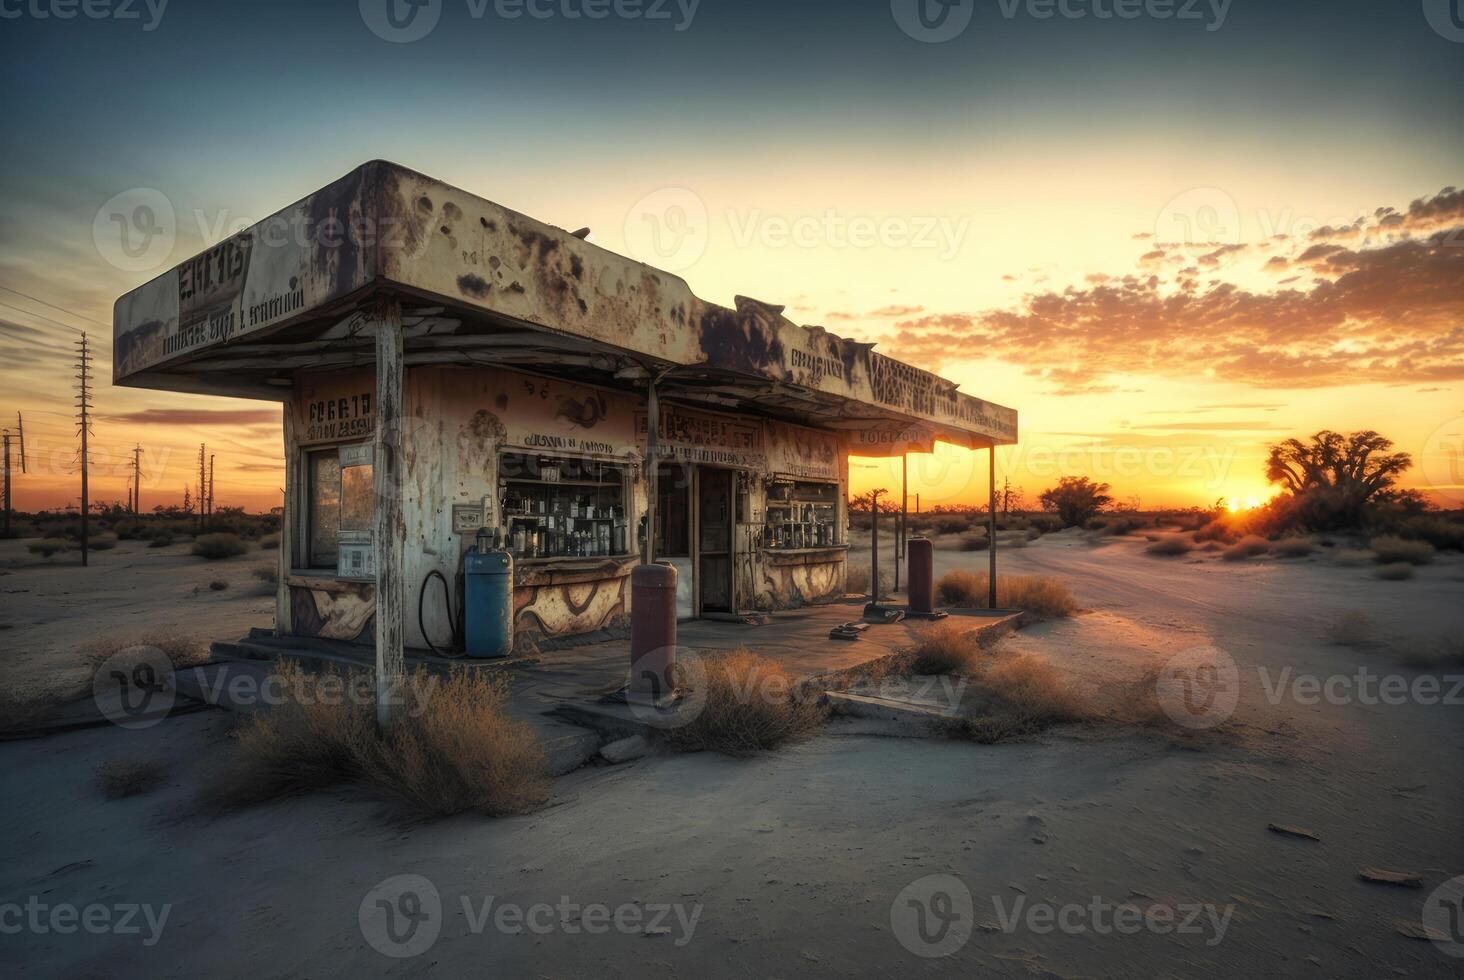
[308,452,341,567]
[340,464,374,533]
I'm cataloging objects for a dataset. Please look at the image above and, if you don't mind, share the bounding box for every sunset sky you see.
[1,0,1460,513]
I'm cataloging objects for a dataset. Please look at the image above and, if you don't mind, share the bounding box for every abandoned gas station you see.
[113,161,1018,715]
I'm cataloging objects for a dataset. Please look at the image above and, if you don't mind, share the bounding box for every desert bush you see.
[204,663,549,817]
[1220,535,1271,561]
[1040,477,1113,528]
[1145,534,1195,557]
[148,532,175,548]
[90,532,118,551]
[899,621,986,675]
[26,538,72,559]
[1368,535,1434,566]
[1373,563,1415,581]
[935,517,973,535]
[191,532,247,560]
[251,564,279,585]
[1272,537,1316,558]
[845,563,892,597]
[1387,515,1464,552]
[661,649,827,756]
[959,531,989,552]
[208,579,228,591]
[1197,540,1224,552]
[85,630,211,670]
[259,533,281,550]
[1324,610,1375,647]
[953,653,1086,744]
[1332,548,1375,567]
[95,759,167,799]
[935,570,1076,618]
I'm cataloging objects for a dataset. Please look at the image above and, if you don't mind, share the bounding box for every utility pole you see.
[75,335,93,566]
[197,444,206,533]
[2,430,10,539]
[132,444,142,515]
[208,453,216,519]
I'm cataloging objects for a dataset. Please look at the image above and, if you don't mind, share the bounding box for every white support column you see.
[373,297,405,729]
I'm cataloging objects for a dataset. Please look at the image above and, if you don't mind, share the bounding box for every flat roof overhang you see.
[113,161,1017,450]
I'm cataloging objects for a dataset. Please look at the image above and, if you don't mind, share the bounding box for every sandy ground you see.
[2,531,1462,977]
[0,537,276,701]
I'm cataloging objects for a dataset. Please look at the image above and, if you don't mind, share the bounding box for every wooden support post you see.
[644,379,658,564]
[277,403,297,637]
[988,445,998,609]
[373,298,405,729]
[870,494,880,603]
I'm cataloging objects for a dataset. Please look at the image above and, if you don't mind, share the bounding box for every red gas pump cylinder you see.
[630,562,677,701]
[908,536,935,614]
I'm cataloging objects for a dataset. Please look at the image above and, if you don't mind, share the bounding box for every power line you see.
[0,285,109,329]
[0,300,90,336]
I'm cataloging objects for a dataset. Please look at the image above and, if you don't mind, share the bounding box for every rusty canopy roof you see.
[113,161,1016,449]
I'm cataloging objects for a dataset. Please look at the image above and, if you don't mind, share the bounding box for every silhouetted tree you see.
[1265,430,1410,529]
[1039,477,1113,527]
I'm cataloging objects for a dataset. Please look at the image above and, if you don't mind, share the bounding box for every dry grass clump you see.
[208,579,229,592]
[259,533,280,550]
[1272,536,1316,558]
[845,563,892,597]
[1368,535,1434,566]
[959,531,990,552]
[660,649,827,756]
[1373,562,1415,581]
[935,569,1076,618]
[899,620,988,675]
[27,538,72,559]
[191,532,247,560]
[952,653,1086,743]
[1332,548,1375,567]
[1145,534,1195,557]
[203,662,548,818]
[251,564,278,585]
[1221,535,1271,561]
[84,630,211,670]
[91,532,119,551]
[95,759,167,799]
[1324,610,1375,647]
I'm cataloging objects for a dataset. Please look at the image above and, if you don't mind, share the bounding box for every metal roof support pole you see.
[988,444,998,609]
[644,377,659,565]
[373,297,405,731]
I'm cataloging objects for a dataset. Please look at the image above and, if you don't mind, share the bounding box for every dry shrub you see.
[1221,535,1271,561]
[1197,540,1224,553]
[1373,562,1415,581]
[0,684,88,731]
[900,620,987,675]
[1272,536,1316,558]
[208,579,229,592]
[191,532,247,560]
[85,630,211,670]
[845,563,892,597]
[1324,610,1375,647]
[259,533,281,550]
[251,564,278,585]
[953,654,1085,744]
[27,538,71,558]
[959,531,989,552]
[1145,534,1195,557]
[1332,548,1375,567]
[935,569,1076,618]
[203,662,548,818]
[91,532,119,551]
[661,649,827,756]
[1368,535,1434,566]
[95,759,167,799]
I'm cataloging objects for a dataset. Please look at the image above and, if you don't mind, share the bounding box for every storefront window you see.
[307,450,341,567]
[500,452,629,559]
[764,480,841,549]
